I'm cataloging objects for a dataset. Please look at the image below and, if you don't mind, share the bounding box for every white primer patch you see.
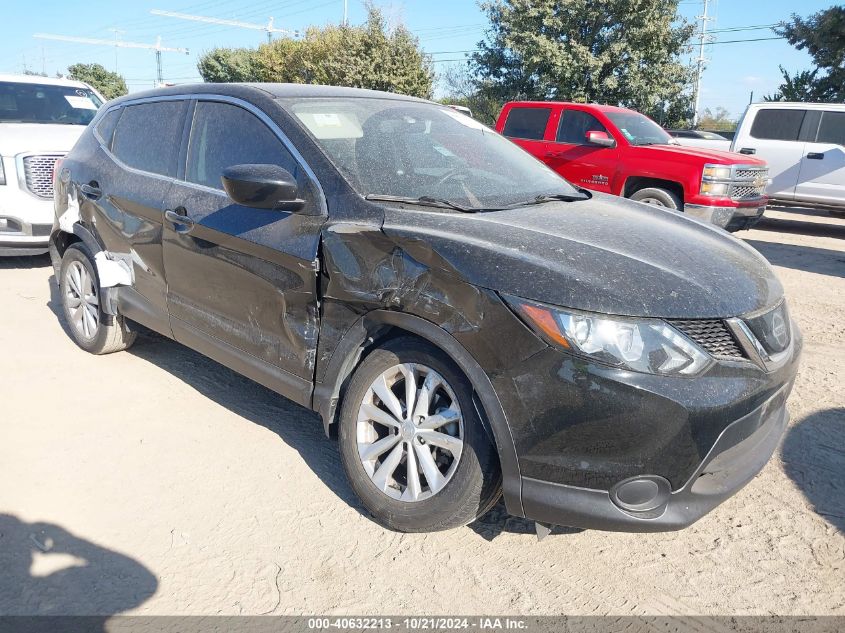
[94,251,133,288]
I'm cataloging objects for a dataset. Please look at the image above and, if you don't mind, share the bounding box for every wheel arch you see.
[313,309,524,517]
[623,176,685,204]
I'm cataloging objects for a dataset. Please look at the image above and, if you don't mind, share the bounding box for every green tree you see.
[438,63,503,125]
[197,47,262,83]
[67,63,127,100]
[696,106,736,132]
[197,6,434,99]
[768,6,845,102]
[470,0,695,125]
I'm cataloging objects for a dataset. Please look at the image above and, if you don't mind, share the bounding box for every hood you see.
[381,193,782,319]
[632,143,765,165]
[0,123,87,156]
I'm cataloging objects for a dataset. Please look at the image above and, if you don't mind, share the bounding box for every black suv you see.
[50,84,801,533]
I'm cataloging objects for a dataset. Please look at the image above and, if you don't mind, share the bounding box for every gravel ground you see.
[1,206,843,617]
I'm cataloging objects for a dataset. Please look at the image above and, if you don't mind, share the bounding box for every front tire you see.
[59,243,136,355]
[338,338,501,532]
[630,187,682,210]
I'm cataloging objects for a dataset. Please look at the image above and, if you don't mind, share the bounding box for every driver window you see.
[557,110,608,145]
[187,101,303,191]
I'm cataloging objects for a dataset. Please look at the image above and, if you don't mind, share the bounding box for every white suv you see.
[732,102,845,217]
[0,74,104,255]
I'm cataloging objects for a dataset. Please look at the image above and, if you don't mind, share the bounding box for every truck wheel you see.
[59,243,136,355]
[338,337,502,532]
[630,187,682,210]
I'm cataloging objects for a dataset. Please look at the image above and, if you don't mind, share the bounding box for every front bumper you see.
[684,200,766,231]
[0,155,56,256]
[490,313,801,532]
[520,381,791,531]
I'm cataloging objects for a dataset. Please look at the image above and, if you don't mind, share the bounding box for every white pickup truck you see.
[732,102,845,217]
[0,74,104,255]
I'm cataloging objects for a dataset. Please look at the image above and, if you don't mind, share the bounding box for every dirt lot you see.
[1,206,843,617]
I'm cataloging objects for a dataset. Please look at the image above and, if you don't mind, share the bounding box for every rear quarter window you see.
[502,107,551,140]
[750,109,806,141]
[94,108,121,149]
[111,100,186,177]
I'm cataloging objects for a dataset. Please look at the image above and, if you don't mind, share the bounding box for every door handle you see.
[807,152,824,160]
[80,182,102,200]
[545,151,563,158]
[164,208,195,233]
[739,148,756,155]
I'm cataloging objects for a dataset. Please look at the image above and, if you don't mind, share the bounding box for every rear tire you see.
[338,337,501,532]
[630,187,682,210]
[59,243,136,355]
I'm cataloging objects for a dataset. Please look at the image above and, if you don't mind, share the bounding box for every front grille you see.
[731,166,768,200]
[670,319,745,359]
[730,183,766,199]
[22,154,63,199]
[735,167,767,180]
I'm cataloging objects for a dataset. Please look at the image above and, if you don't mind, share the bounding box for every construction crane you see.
[33,33,189,86]
[150,10,297,43]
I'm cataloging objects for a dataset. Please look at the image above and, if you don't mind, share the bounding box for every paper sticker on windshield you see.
[440,108,485,130]
[64,95,98,110]
[314,113,342,126]
[619,128,634,141]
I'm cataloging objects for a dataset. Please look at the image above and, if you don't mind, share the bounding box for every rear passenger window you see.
[95,108,121,148]
[112,101,186,177]
[816,111,845,145]
[557,110,608,144]
[187,101,300,190]
[750,109,806,141]
[502,107,551,140]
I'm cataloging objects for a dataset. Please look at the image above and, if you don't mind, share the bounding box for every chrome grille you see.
[730,183,766,199]
[22,154,63,199]
[735,167,767,180]
[670,319,745,359]
[731,166,768,200]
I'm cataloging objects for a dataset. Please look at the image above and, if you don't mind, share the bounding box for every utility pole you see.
[149,10,296,43]
[33,33,189,86]
[691,0,714,128]
[343,0,348,26]
[109,28,125,72]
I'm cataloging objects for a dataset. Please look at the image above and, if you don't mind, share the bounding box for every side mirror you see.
[586,130,616,148]
[221,164,306,212]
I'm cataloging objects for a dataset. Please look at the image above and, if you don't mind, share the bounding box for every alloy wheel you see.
[65,260,99,340]
[356,363,464,502]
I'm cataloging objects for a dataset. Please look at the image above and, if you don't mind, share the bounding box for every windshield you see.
[280,97,581,210]
[0,82,103,125]
[605,111,673,146]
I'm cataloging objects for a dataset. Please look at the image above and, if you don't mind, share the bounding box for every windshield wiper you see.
[365,194,474,212]
[506,192,591,208]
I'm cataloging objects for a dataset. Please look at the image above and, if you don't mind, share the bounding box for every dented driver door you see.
[161,99,325,406]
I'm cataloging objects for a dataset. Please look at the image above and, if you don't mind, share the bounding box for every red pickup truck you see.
[496,101,769,231]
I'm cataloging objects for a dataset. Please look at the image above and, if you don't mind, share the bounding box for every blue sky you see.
[2,0,834,120]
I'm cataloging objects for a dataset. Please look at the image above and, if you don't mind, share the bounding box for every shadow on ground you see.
[0,514,157,622]
[126,329,364,512]
[0,253,51,270]
[745,239,845,279]
[781,407,845,534]
[754,208,845,241]
[470,499,582,541]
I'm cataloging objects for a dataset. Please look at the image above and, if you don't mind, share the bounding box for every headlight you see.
[702,164,732,180]
[505,296,711,376]
[700,181,731,196]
